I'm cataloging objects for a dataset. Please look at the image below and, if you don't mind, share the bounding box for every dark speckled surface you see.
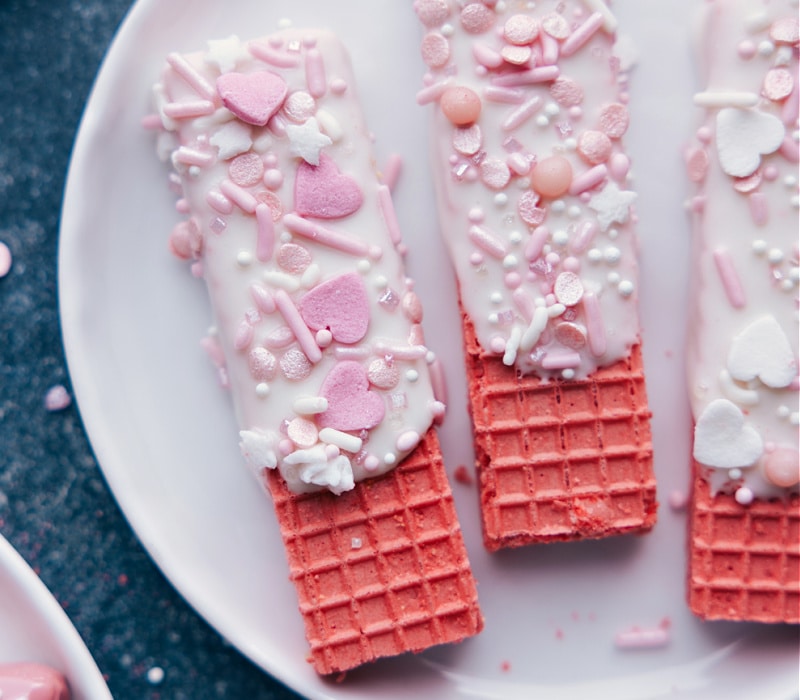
[0,1,302,697]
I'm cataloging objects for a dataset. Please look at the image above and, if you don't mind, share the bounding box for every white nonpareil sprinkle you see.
[146,666,165,685]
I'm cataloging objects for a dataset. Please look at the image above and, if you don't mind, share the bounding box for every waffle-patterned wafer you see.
[464,315,655,549]
[414,0,657,547]
[268,430,482,673]
[688,467,799,623]
[685,0,799,622]
[151,28,481,672]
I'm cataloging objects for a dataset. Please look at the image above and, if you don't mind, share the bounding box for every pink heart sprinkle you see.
[317,361,386,433]
[298,272,370,344]
[294,154,364,219]
[216,71,288,126]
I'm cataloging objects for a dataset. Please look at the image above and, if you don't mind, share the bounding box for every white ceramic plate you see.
[59,1,800,699]
[0,534,111,700]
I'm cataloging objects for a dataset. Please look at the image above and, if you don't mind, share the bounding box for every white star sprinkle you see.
[588,182,637,231]
[205,35,249,74]
[286,117,332,165]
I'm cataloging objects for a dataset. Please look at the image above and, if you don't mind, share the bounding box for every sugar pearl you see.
[441,85,482,125]
[530,156,573,198]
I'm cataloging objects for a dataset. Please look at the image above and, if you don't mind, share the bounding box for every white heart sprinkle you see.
[715,108,785,177]
[727,315,797,389]
[693,398,763,469]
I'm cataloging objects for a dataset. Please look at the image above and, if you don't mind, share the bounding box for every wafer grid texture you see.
[688,468,800,623]
[463,316,657,550]
[267,430,482,675]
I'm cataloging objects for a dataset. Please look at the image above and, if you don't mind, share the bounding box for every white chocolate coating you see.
[687,0,799,499]
[415,0,642,379]
[153,30,438,494]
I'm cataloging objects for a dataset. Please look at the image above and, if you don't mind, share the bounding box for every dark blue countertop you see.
[0,1,301,697]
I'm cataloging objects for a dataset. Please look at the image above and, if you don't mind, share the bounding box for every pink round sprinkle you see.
[470,251,484,265]
[554,322,587,349]
[330,78,348,95]
[504,272,522,289]
[283,90,316,122]
[598,103,630,139]
[763,165,779,181]
[518,190,546,225]
[770,17,799,45]
[577,130,612,165]
[287,417,318,449]
[490,336,507,353]
[277,243,312,273]
[763,447,800,488]
[421,32,451,68]
[263,168,284,190]
[737,39,757,59]
[554,271,584,306]
[44,384,71,412]
[229,153,265,187]
[414,0,451,27]
[541,12,570,40]
[501,44,532,65]
[481,158,511,190]
[168,222,193,260]
[248,347,277,381]
[368,358,401,389]
[504,14,539,45]
[0,241,11,278]
[453,124,483,155]
[440,85,482,126]
[550,77,584,107]
[562,256,581,272]
[531,155,573,198]
[460,3,495,34]
[316,329,333,348]
[763,67,794,102]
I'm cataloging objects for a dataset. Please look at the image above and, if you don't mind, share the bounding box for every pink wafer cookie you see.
[414,0,657,548]
[685,0,799,622]
[151,28,481,672]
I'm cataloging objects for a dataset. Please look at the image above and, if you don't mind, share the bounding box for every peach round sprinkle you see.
[277,243,312,273]
[441,85,482,126]
[577,130,612,165]
[414,0,450,27]
[770,17,799,45]
[421,32,451,68]
[598,103,630,139]
[481,158,511,190]
[501,44,532,65]
[367,358,401,389]
[763,447,800,488]
[531,155,573,198]
[453,124,483,155]
[554,271,584,306]
[554,321,587,349]
[401,291,424,323]
[541,12,570,40]
[733,170,763,193]
[283,91,316,122]
[763,67,794,101]
[685,147,709,183]
[229,153,265,187]
[249,347,277,381]
[504,14,539,45]
[287,417,318,449]
[460,3,495,34]
[550,77,584,107]
[518,190,546,225]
